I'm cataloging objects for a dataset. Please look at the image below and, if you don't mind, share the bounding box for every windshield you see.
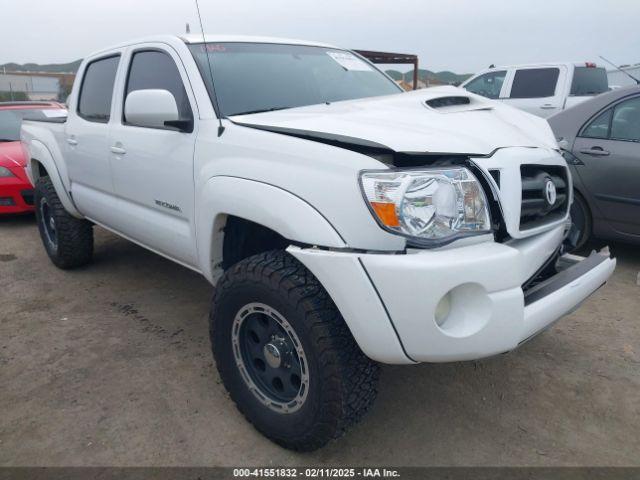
[570,67,609,96]
[189,42,402,116]
[0,108,62,142]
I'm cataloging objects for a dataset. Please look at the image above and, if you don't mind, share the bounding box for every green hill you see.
[1,60,82,73]
[386,68,472,86]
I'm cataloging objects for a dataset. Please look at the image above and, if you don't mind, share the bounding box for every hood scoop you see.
[425,96,470,108]
[424,95,492,113]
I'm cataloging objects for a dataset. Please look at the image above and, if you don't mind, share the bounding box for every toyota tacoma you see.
[21,35,616,451]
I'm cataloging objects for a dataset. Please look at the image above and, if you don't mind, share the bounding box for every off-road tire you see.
[34,176,93,269]
[210,250,379,451]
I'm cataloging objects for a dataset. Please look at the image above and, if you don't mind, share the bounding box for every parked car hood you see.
[230,87,558,156]
[0,141,26,169]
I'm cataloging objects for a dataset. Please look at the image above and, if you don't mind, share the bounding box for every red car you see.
[0,101,66,214]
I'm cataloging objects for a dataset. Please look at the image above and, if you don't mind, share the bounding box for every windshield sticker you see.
[326,51,372,72]
[42,109,67,118]
[202,44,226,53]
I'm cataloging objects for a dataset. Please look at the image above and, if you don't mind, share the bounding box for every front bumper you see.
[0,175,35,214]
[288,227,616,364]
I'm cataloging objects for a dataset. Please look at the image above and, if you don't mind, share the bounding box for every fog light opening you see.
[434,292,452,327]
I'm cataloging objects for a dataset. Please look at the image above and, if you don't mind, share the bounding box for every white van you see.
[461,62,609,117]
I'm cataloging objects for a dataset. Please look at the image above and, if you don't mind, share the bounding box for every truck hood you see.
[230,87,558,156]
[0,141,26,168]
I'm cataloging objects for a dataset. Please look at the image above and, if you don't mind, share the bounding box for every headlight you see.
[0,166,15,178]
[359,167,491,245]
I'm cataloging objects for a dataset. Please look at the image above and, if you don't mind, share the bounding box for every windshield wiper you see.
[0,138,17,142]
[232,106,292,116]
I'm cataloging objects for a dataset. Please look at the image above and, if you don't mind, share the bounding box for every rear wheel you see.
[34,176,93,269]
[569,191,592,251]
[210,250,379,451]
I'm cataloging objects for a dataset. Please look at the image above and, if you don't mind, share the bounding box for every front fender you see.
[197,176,347,283]
[26,139,82,218]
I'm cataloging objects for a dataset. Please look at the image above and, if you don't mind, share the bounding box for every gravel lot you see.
[1,214,639,466]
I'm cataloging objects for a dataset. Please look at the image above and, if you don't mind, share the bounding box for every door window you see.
[509,68,560,99]
[581,109,612,139]
[611,97,640,142]
[463,71,506,99]
[77,55,120,122]
[124,50,193,126]
[580,96,640,142]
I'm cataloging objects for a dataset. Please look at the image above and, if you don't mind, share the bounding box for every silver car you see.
[548,85,640,249]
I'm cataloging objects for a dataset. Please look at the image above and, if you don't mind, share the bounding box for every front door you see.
[572,95,640,236]
[107,45,199,267]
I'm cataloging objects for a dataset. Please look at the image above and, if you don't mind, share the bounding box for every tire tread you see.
[35,176,93,269]
[210,250,379,451]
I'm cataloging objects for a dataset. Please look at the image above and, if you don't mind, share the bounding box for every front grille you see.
[520,165,569,230]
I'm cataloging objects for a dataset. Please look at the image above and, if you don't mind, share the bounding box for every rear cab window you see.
[509,68,560,98]
[77,55,120,122]
[570,67,609,96]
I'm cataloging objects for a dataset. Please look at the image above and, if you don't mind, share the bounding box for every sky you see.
[2,0,639,74]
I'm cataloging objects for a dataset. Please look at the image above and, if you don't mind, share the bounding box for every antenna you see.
[185,23,190,34]
[599,55,640,85]
[194,0,225,136]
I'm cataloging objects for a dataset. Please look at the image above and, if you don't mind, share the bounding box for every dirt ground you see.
[1,214,639,467]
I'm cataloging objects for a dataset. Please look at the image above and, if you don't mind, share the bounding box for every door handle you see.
[540,104,557,110]
[110,146,126,155]
[66,137,78,146]
[579,147,610,156]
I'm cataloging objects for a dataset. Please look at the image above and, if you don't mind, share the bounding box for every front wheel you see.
[210,250,379,451]
[34,176,94,269]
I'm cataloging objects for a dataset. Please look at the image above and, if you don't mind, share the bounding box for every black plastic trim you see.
[524,251,610,306]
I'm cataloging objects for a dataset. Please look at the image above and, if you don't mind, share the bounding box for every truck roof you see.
[485,61,601,70]
[88,34,340,58]
[179,34,338,49]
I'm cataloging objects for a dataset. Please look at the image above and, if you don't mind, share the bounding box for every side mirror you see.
[124,89,189,130]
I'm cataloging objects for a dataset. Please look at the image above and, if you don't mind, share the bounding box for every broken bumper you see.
[289,227,616,364]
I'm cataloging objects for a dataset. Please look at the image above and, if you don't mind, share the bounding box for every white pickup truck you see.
[461,62,610,117]
[21,35,616,451]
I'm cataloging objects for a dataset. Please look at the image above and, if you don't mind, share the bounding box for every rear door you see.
[107,44,199,267]
[572,94,640,236]
[502,66,566,117]
[64,53,122,221]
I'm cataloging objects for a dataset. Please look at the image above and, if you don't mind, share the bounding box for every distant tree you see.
[0,91,28,101]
